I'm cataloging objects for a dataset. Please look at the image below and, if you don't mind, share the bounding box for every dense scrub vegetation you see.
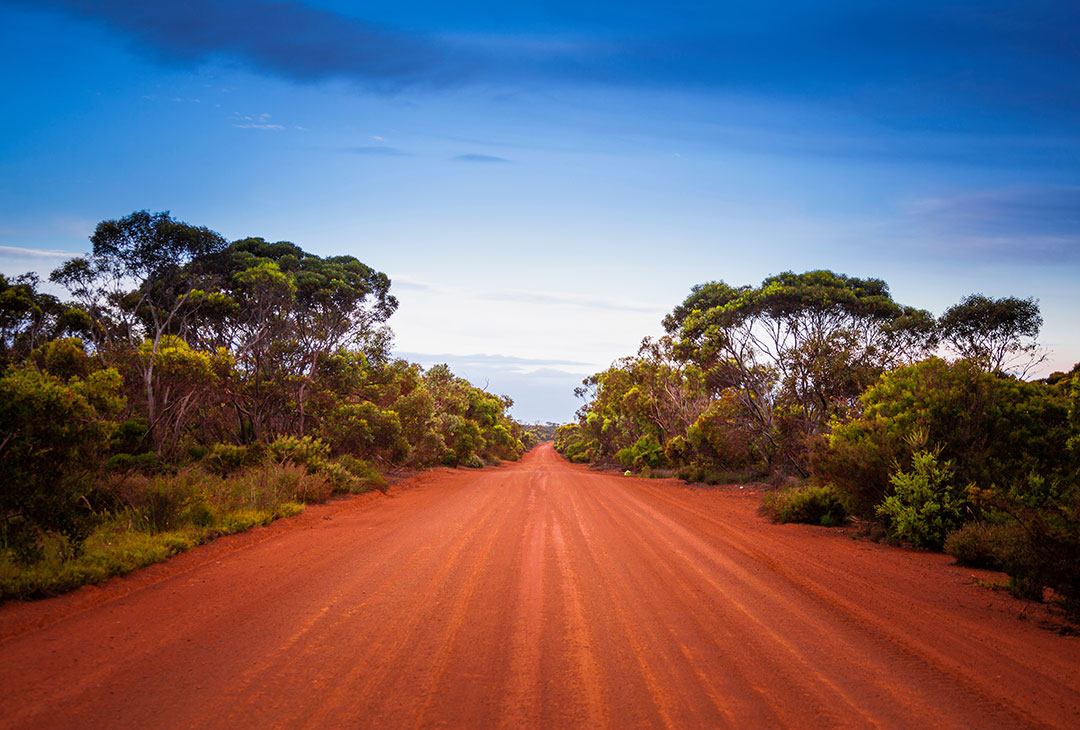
[1,211,531,598]
[556,270,1080,619]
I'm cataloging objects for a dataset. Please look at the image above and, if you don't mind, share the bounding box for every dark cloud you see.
[19,1,1080,129]
[347,146,410,156]
[25,0,470,91]
[453,153,511,163]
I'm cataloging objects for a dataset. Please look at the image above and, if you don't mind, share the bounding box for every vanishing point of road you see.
[2,443,1078,729]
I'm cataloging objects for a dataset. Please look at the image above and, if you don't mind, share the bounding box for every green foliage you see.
[268,435,330,467]
[944,521,1026,571]
[0,496,306,599]
[1,527,201,599]
[105,452,161,474]
[970,479,1080,618]
[336,454,388,493]
[0,212,541,596]
[814,358,1076,515]
[114,418,151,455]
[663,270,937,473]
[554,423,596,463]
[32,337,93,379]
[761,484,849,526]
[323,401,407,462]
[207,443,264,475]
[876,450,972,549]
[685,391,758,469]
[0,365,124,559]
[617,434,666,470]
[939,294,1042,375]
[1,274,89,367]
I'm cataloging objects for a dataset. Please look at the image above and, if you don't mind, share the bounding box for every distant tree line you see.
[555,270,1079,618]
[1,211,532,590]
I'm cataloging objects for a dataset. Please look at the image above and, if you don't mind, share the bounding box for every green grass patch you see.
[1,502,306,600]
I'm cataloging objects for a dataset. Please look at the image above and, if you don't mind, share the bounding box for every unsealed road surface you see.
[2,444,1079,729]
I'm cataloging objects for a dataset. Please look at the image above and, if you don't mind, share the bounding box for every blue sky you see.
[2,1,1078,422]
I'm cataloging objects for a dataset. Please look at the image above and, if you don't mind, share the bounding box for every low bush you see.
[944,521,1026,571]
[336,455,388,493]
[677,463,768,485]
[971,482,1080,616]
[106,452,161,474]
[267,435,329,468]
[206,443,264,475]
[876,450,972,549]
[616,434,666,470]
[761,484,850,526]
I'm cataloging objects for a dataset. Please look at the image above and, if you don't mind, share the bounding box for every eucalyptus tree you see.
[938,294,1044,376]
[50,211,227,450]
[184,237,398,439]
[663,270,937,470]
[0,273,89,366]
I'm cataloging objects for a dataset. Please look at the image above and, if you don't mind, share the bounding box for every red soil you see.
[1,443,1078,729]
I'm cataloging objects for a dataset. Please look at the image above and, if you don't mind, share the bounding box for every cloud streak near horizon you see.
[907,185,1080,263]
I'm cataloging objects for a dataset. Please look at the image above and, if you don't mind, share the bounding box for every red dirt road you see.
[1,444,1078,729]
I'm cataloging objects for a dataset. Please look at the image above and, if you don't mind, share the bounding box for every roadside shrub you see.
[268,435,330,468]
[113,418,151,455]
[227,462,332,507]
[762,484,849,526]
[336,454,388,493]
[322,402,408,462]
[971,480,1080,616]
[944,521,1026,571]
[814,358,1076,516]
[617,434,666,470]
[290,471,334,503]
[463,453,485,469]
[685,392,757,470]
[207,443,263,475]
[315,460,355,492]
[678,463,768,485]
[876,450,972,549]
[132,469,213,533]
[0,366,123,559]
[106,452,161,474]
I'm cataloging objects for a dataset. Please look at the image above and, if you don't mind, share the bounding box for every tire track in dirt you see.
[609,475,1075,726]
[1,444,1078,729]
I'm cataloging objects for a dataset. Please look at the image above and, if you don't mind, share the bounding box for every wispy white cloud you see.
[0,245,73,259]
[481,289,662,314]
[347,145,409,156]
[232,112,285,130]
[390,275,662,314]
[388,274,437,291]
[453,153,510,163]
[398,351,592,369]
[905,185,1080,262]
